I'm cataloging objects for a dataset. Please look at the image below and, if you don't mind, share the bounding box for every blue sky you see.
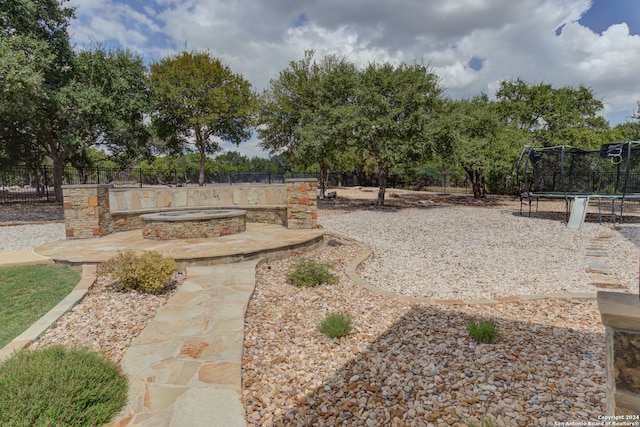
[67,0,640,158]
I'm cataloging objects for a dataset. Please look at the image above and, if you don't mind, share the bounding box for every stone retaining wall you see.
[598,291,640,415]
[286,179,318,229]
[62,185,111,239]
[142,215,246,240]
[62,180,316,239]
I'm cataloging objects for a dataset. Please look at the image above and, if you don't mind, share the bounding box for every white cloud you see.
[67,0,640,142]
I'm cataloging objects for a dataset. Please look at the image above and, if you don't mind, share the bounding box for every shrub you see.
[286,257,338,288]
[0,346,127,426]
[318,312,353,339]
[97,249,177,293]
[466,317,501,344]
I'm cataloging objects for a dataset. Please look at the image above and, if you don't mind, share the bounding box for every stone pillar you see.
[598,291,640,415]
[62,185,112,239]
[286,179,318,229]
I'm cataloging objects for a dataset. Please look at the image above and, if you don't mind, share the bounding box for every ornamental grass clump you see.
[0,346,127,427]
[286,257,339,288]
[466,317,501,344]
[318,311,354,339]
[97,249,177,293]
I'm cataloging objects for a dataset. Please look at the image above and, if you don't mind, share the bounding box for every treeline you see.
[2,1,640,203]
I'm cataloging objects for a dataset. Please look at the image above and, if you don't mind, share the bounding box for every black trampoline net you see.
[518,142,640,196]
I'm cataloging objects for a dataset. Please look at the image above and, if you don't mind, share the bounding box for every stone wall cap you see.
[140,209,246,221]
[62,184,111,189]
[597,291,640,330]
[112,205,286,215]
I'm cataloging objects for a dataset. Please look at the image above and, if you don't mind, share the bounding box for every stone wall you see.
[110,207,287,233]
[142,215,246,240]
[598,291,640,415]
[108,185,287,212]
[62,185,111,239]
[62,182,317,239]
[286,179,318,229]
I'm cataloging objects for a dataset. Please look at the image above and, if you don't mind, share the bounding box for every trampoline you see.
[517,141,640,225]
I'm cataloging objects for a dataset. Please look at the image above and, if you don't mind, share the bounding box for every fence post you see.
[139,169,143,187]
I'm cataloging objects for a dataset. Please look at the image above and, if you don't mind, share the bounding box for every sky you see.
[66,0,640,158]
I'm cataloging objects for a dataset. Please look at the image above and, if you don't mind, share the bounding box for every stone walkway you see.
[106,262,257,427]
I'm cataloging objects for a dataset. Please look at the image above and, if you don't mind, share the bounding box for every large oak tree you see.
[1,0,150,201]
[148,51,256,186]
[350,62,443,205]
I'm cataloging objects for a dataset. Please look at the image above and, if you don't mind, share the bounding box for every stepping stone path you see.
[586,229,629,290]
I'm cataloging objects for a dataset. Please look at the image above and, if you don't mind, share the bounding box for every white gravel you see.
[0,223,66,252]
[319,206,640,300]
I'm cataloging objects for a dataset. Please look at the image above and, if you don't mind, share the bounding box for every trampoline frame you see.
[517,141,640,224]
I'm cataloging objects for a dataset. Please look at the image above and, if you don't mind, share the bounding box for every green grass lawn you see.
[0,265,80,348]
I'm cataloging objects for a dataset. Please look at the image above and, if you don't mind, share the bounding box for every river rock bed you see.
[242,237,606,427]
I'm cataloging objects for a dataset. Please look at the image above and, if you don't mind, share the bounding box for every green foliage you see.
[0,346,127,426]
[462,403,499,426]
[466,317,501,344]
[496,78,609,149]
[349,61,444,205]
[432,96,528,197]
[286,258,338,288]
[318,312,353,339]
[0,265,80,348]
[97,250,177,293]
[258,51,359,196]
[149,51,256,185]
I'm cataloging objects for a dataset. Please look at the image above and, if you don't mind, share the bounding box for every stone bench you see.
[110,205,287,233]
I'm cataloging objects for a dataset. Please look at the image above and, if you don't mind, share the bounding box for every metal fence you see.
[0,165,319,203]
[0,165,449,204]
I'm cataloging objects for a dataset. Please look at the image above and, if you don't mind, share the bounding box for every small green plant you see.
[97,249,177,293]
[466,317,500,344]
[286,257,338,288]
[0,346,127,426]
[466,416,497,427]
[318,311,353,339]
[462,403,499,426]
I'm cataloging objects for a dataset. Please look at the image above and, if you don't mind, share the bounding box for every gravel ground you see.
[243,237,606,427]
[0,203,65,252]
[318,206,640,300]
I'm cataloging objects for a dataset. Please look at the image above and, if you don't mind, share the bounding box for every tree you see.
[496,78,609,149]
[350,62,443,205]
[433,96,528,198]
[1,0,150,201]
[257,51,316,159]
[257,51,359,197]
[149,51,256,186]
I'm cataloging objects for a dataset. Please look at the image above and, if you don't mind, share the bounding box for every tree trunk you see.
[52,154,65,203]
[198,151,206,186]
[377,163,387,206]
[465,168,486,198]
[40,121,66,203]
[318,164,327,199]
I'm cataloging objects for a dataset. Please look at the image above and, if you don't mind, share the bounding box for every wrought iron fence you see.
[0,165,320,203]
[1,164,448,204]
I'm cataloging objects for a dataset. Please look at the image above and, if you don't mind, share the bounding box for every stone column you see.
[62,185,112,239]
[598,291,640,415]
[286,179,318,229]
